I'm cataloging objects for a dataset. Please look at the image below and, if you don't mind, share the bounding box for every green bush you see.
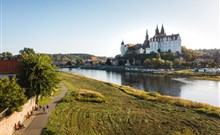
[75,89,106,103]
[62,91,76,103]
[0,77,27,114]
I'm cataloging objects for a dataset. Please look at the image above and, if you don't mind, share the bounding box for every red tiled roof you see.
[0,60,23,74]
[126,44,137,47]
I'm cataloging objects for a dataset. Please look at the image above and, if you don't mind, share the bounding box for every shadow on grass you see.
[41,127,55,135]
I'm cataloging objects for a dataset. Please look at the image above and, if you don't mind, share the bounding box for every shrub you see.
[0,77,27,113]
[75,89,106,103]
[62,91,76,103]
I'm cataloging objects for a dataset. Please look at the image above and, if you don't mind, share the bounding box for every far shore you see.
[58,65,220,81]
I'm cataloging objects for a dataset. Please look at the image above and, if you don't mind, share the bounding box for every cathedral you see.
[120,25,182,56]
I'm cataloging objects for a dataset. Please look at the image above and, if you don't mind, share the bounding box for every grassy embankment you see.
[155,69,220,81]
[43,72,220,135]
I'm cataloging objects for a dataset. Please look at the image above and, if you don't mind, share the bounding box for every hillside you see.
[50,53,109,63]
[43,72,220,135]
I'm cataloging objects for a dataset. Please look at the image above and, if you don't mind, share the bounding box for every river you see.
[60,68,220,107]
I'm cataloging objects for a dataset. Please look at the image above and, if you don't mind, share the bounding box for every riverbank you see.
[75,65,220,81]
[43,72,220,135]
[159,69,220,81]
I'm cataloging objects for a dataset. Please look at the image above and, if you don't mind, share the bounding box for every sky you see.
[0,0,219,57]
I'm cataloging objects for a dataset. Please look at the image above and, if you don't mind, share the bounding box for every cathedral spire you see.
[160,24,165,35]
[155,25,159,35]
[145,29,149,40]
[121,40,124,45]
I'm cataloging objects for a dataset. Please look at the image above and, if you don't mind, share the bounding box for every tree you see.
[185,53,193,62]
[173,58,180,66]
[168,49,171,53]
[106,58,112,65]
[144,58,151,67]
[156,53,161,59]
[19,47,35,54]
[165,60,173,69]
[1,52,13,60]
[0,77,27,113]
[157,48,161,53]
[181,46,187,54]
[19,53,60,98]
[151,58,165,68]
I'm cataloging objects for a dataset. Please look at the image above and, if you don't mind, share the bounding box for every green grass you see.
[43,72,220,135]
[38,85,62,106]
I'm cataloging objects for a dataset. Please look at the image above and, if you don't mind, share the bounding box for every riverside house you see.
[0,59,22,78]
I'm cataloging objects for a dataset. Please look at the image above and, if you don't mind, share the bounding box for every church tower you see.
[143,29,149,46]
[160,24,166,35]
[155,25,159,35]
[145,29,149,40]
[121,40,124,45]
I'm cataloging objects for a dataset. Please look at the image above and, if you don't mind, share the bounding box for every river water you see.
[60,68,220,107]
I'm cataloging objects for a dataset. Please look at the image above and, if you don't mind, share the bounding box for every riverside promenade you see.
[13,83,67,135]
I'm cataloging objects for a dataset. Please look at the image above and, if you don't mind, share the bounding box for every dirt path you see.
[13,83,67,135]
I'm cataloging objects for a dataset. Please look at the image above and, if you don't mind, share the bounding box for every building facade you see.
[120,25,182,56]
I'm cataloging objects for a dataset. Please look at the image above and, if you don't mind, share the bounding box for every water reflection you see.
[60,68,220,107]
[121,72,183,97]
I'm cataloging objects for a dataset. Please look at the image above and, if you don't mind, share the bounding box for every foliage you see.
[62,91,76,103]
[0,52,13,60]
[173,58,180,66]
[161,53,178,61]
[50,53,109,66]
[19,47,35,54]
[181,46,202,62]
[105,58,112,65]
[144,57,165,68]
[38,85,62,106]
[19,53,60,97]
[75,89,106,103]
[164,60,173,68]
[156,53,161,59]
[144,58,151,66]
[0,77,27,113]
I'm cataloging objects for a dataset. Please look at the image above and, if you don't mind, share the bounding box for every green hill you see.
[43,72,220,135]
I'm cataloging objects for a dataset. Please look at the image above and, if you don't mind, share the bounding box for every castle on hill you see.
[120,25,182,56]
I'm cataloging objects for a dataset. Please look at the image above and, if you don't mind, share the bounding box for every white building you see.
[120,25,182,56]
[120,41,127,56]
[149,25,181,53]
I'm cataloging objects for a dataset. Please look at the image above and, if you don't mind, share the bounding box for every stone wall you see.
[0,97,36,135]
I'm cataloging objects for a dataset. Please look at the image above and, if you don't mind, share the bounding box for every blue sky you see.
[0,0,219,56]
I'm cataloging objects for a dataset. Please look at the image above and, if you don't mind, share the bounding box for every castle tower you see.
[120,40,126,56]
[155,25,159,35]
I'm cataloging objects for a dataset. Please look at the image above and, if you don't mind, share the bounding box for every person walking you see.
[43,105,46,113]
[46,105,49,113]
